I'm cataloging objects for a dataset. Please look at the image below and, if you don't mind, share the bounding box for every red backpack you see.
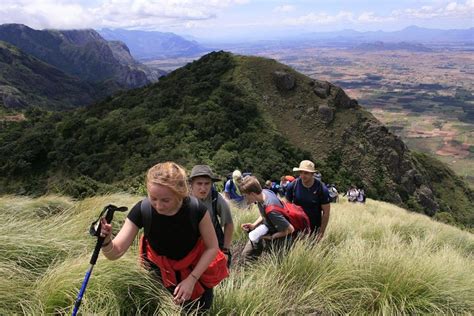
[264,200,310,234]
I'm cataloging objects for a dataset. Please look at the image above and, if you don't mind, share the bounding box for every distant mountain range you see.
[195,26,473,55]
[296,26,474,44]
[98,28,209,60]
[353,41,433,52]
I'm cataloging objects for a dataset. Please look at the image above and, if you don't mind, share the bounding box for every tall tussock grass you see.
[1,194,473,315]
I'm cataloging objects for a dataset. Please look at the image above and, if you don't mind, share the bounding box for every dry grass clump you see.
[1,194,473,315]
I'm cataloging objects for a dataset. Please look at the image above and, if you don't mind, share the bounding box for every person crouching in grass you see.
[239,176,294,261]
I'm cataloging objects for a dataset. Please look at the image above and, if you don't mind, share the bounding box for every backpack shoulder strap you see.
[211,187,220,226]
[264,203,285,215]
[315,179,325,201]
[263,198,290,232]
[140,198,152,237]
[291,178,300,201]
[188,196,202,235]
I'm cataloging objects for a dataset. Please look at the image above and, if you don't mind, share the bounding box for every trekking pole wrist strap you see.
[101,237,113,248]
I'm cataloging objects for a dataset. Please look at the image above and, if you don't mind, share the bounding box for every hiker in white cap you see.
[224,169,246,208]
[285,160,331,242]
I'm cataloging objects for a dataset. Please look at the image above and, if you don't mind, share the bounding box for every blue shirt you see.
[285,178,330,231]
[224,179,244,202]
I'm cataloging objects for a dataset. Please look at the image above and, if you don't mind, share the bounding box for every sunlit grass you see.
[1,194,473,315]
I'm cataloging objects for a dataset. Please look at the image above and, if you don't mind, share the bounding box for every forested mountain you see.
[0,41,99,110]
[0,24,164,91]
[99,28,208,60]
[0,51,472,228]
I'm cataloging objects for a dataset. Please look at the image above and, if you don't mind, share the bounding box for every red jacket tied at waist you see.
[140,236,229,300]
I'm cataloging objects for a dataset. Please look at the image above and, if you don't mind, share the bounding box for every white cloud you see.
[0,0,471,32]
[282,0,473,27]
[358,11,395,23]
[0,0,249,30]
[0,0,96,29]
[392,0,474,19]
[273,5,295,13]
[283,11,354,26]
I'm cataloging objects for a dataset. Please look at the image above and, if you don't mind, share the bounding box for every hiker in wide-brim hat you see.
[189,165,234,267]
[286,160,331,242]
[189,165,222,182]
[292,160,317,173]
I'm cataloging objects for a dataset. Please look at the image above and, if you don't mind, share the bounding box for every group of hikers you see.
[99,159,331,312]
[345,186,366,203]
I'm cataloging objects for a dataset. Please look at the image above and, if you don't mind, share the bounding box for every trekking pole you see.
[72,204,128,316]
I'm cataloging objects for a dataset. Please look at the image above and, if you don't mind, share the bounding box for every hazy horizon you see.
[1,0,473,41]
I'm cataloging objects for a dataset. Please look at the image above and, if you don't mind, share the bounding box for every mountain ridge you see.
[0,51,471,227]
[0,24,164,90]
[98,28,209,60]
[234,54,473,226]
[0,41,98,110]
[296,25,474,43]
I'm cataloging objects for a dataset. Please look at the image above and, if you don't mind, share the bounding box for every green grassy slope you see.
[1,194,472,314]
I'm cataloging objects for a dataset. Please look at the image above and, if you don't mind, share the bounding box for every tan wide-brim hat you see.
[293,160,316,173]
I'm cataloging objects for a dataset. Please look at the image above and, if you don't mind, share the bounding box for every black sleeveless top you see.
[128,197,207,260]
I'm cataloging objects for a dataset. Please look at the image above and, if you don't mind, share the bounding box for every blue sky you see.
[1,0,473,40]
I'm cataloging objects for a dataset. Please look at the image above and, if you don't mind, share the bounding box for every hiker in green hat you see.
[190,165,234,265]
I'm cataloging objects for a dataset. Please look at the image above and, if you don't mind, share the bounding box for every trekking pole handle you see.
[89,206,117,265]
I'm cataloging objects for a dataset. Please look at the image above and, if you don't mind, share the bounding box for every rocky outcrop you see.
[273,71,295,91]
[119,67,150,89]
[312,80,331,99]
[414,185,439,216]
[2,93,27,108]
[338,113,443,215]
[318,105,334,123]
[332,86,354,109]
[311,79,359,109]
[400,169,423,194]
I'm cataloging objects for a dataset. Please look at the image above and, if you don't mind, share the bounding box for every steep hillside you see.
[99,28,208,60]
[231,55,473,227]
[0,52,308,198]
[1,194,473,314]
[0,41,98,110]
[0,51,472,227]
[0,24,162,90]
